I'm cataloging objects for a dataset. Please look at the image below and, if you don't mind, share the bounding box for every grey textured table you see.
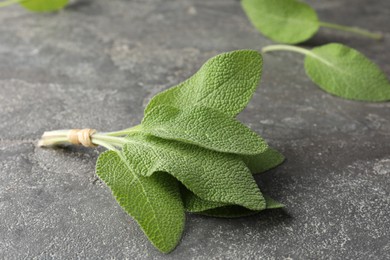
[1,0,389,259]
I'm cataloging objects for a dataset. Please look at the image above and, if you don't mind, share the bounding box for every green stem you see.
[0,0,22,8]
[92,139,119,152]
[319,21,382,40]
[92,134,127,147]
[103,124,143,137]
[262,45,312,56]
[38,129,128,151]
[261,44,333,67]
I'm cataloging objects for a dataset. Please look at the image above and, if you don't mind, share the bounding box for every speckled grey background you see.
[0,0,389,259]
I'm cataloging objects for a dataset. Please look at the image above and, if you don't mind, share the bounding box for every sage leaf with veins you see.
[305,43,390,101]
[182,187,284,218]
[181,149,285,217]
[242,147,285,174]
[123,134,266,211]
[96,150,185,253]
[242,0,319,44]
[262,43,390,101]
[145,50,263,117]
[141,104,268,155]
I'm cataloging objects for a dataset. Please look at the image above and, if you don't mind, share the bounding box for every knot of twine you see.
[67,129,97,147]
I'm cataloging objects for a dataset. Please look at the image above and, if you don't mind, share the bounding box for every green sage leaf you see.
[197,205,259,218]
[145,50,262,117]
[241,147,285,174]
[96,151,185,253]
[264,195,285,209]
[141,105,267,155]
[181,186,224,213]
[241,0,319,44]
[20,0,68,12]
[123,134,266,211]
[182,187,283,218]
[305,43,390,101]
[198,195,284,218]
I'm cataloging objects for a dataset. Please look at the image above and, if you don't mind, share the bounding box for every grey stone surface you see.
[0,0,389,259]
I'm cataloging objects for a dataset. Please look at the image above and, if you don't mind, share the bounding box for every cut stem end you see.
[38,128,131,151]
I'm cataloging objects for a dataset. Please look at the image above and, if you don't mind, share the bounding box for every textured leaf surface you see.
[264,195,285,209]
[198,206,259,218]
[145,50,262,117]
[241,147,285,174]
[20,0,68,12]
[198,196,284,218]
[96,151,185,253]
[142,105,267,155]
[181,186,225,213]
[304,43,390,101]
[241,0,319,44]
[182,187,283,218]
[123,134,266,210]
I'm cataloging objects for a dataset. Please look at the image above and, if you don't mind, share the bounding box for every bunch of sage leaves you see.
[39,50,285,253]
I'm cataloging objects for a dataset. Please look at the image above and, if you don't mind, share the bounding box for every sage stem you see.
[319,21,382,40]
